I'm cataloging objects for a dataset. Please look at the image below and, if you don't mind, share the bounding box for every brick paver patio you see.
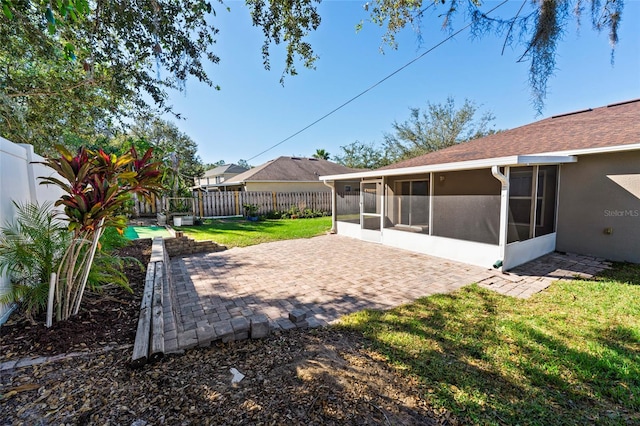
[164,234,610,352]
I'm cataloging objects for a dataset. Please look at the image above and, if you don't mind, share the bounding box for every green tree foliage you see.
[245,0,321,83]
[237,159,253,169]
[1,0,220,108]
[334,140,390,170]
[126,118,205,196]
[204,160,226,170]
[0,202,70,323]
[0,0,627,149]
[383,97,497,162]
[1,0,207,151]
[312,148,330,160]
[1,0,321,149]
[0,18,123,153]
[363,0,624,112]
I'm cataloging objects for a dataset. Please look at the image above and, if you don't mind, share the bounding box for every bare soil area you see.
[1,328,455,425]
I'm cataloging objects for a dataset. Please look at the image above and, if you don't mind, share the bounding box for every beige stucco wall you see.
[244,181,331,192]
[557,151,640,263]
[196,172,241,187]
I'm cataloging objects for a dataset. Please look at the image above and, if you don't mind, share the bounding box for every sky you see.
[161,0,640,167]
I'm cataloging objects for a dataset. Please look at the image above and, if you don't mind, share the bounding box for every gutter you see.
[491,166,509,271]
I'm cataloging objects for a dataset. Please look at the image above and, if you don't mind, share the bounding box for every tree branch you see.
[6,80,98,98]
[502,0,527,55]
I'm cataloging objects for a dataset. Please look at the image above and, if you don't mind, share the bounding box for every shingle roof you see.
[203,164,249,177]
[227,157,363,183]
[381,99,640,170]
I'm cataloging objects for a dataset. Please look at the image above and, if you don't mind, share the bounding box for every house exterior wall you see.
[557,151,640,263]
[504,233,556,270]
[333,169,504,269]
[244,181,331,192]
[335,221,501,268]
[195,172,235,187]
[382,228,501,268]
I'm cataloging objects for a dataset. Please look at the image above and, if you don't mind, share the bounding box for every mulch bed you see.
[1,329,453,425]
[0,239,151,362]
[1,238,457,425]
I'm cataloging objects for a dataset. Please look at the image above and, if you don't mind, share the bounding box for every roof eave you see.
[240,180,325,183]
[528,142,640,157]
[320,154,578,181]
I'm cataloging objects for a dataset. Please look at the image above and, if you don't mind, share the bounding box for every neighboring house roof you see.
[226,156,363,184]
[203,164,249,177]
[381,98,640,170]
[321,99,640,180]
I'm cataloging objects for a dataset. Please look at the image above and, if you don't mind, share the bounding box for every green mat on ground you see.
[124,226,172,240]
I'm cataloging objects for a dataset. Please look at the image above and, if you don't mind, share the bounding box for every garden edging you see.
[131,237,176,366]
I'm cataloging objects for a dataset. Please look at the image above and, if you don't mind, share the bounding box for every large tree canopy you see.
[122,118,205,196]
[0,0,321,149]
[334,140,391,169]
[336,97,497,167]
[0,11,122,151]
[0,0,627,151]
[383,97,497,162]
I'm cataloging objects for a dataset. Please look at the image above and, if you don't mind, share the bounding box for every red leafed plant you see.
[39,145,164,321]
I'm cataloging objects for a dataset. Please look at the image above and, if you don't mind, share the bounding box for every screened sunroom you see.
[322,155,573,271]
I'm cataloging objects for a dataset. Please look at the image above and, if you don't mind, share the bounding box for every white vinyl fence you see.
[0,138,65,324]
[133,191,332,218]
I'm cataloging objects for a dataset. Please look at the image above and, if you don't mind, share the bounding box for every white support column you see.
[380,177,385,233]
[322,180,337,234]
[492,166,510,271]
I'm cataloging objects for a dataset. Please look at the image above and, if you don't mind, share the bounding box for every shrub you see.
[87,226,139,292]
[39,145,163,321]
[0,202,69,323]
[260,206,329,219]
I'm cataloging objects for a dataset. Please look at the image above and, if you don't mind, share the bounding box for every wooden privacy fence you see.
[133,191,332,218]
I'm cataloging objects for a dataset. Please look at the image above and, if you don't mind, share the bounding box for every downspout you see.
[491,166,509,271]
[323,180,337,234]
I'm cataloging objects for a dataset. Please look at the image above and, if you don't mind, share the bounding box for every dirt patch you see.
[0,239,151,362]
[1,328,455,425]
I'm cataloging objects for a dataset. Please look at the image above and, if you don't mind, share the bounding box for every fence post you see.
[198,191,204,217]
[234,191,240,216]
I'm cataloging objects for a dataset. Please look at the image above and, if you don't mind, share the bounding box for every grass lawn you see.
[176,216,332,248]
[339,263,640,425]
